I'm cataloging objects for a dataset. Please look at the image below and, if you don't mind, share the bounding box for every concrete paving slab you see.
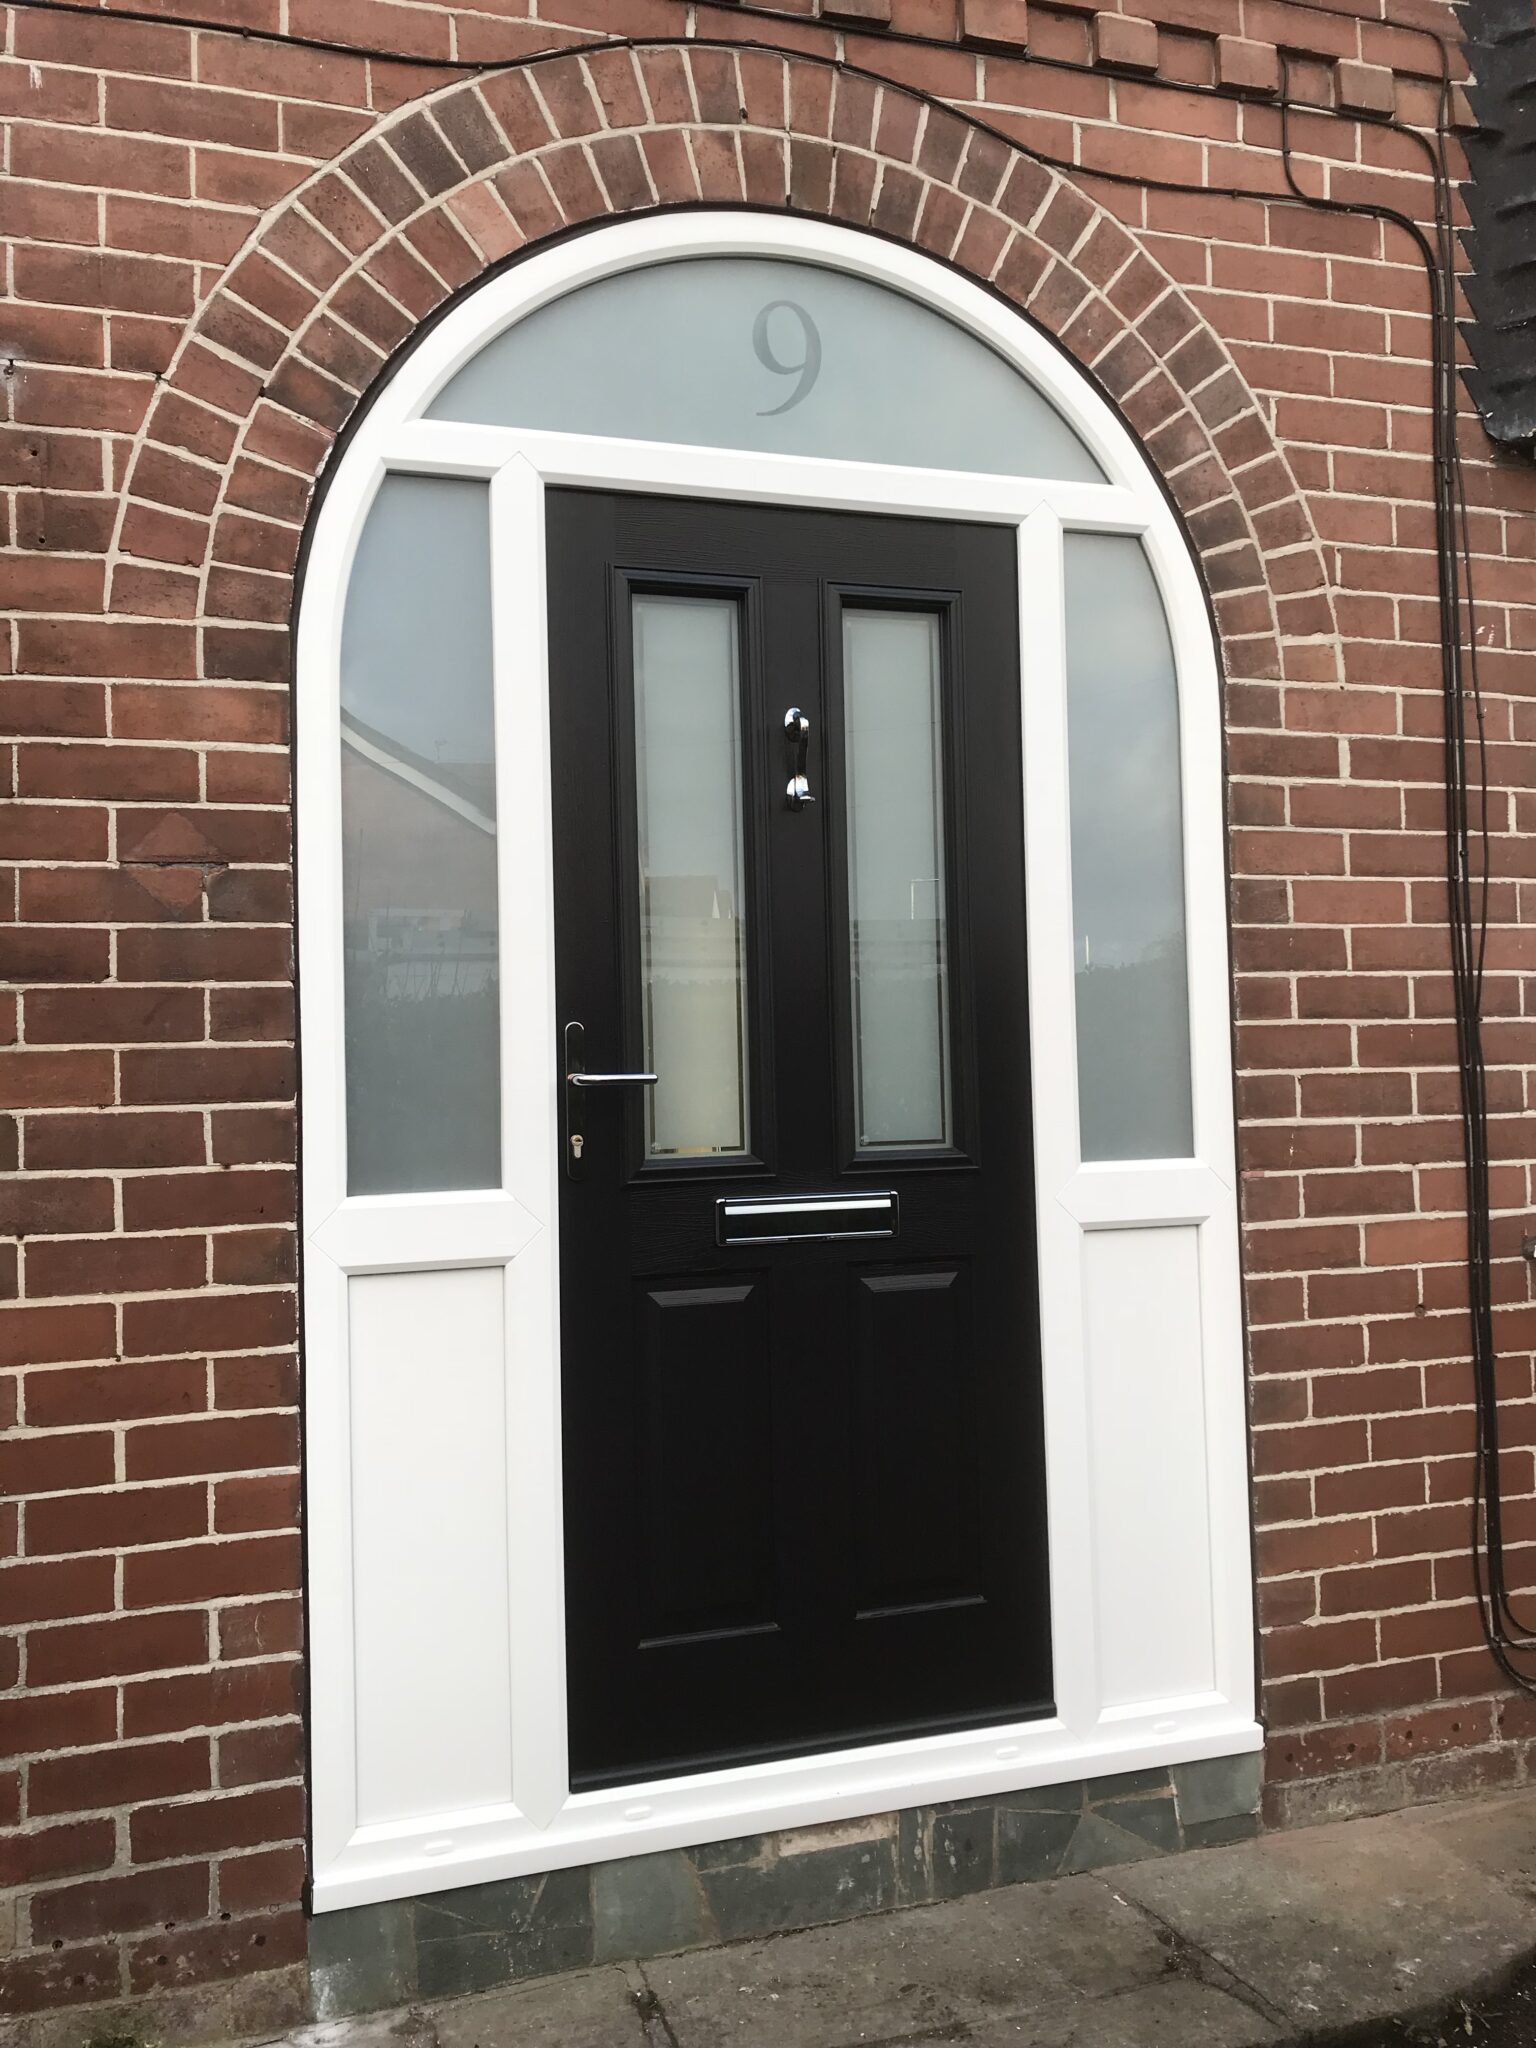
[977,1874,1180,2000]
[1103,1802,1536,2030]
[921,1977,1280,2046]
[431,1964,646,2048]
[1403,1786,1536,1897]
[646,1878,1170,2046]
[644,1911,995,2046]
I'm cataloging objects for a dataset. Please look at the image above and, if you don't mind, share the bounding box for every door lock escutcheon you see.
[563,1020,658,1177]
[784,706,815,811]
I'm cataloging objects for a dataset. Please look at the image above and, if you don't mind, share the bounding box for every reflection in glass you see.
[633,595,750,1159]
[429,257,1104,484]
[341,475,500,1196]
[1065,534,1193,1162]
[843,610,952,1151]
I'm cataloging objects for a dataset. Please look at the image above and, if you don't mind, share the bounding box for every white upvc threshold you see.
[317,1705,1261,1913]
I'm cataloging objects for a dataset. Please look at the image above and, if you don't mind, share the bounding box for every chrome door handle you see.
[563,1020,656,1179]
[785,706,815,810]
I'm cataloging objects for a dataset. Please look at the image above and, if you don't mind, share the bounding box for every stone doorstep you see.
[255,1785,1536,2048]
[17,1779,1536,2048]
[306,1756,1263,2019]
[0,1760,1258,2048]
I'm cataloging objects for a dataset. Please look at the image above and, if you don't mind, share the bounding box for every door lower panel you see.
[636,1278,776,1648]
[853,1265,984,1618]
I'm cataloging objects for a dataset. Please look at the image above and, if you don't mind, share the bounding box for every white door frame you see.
[297,212,1257,1914]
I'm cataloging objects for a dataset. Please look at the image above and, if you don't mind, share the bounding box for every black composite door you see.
[548,490,1051,1790]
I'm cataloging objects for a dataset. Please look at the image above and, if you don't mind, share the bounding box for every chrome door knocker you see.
[785,706,815,811]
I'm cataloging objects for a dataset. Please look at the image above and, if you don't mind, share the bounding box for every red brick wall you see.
[3,0,1535,2026]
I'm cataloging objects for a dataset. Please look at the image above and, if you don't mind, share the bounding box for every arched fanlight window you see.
[426,255,1105,481]
[300,213,1252,1918]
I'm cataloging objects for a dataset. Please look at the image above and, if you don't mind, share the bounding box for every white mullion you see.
[382,420,1145,533]
[491,458,557,1238]
[490,458,569,1832]
[1018,506,1098,1743]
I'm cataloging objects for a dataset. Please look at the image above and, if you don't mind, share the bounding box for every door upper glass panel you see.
[842,608,954,1152]
[427,257,1105,483]
[632,592,752,1161]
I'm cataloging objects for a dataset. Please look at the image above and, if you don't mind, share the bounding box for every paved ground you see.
[1344,1952,1536,2047]
[263,1789,1536,2048]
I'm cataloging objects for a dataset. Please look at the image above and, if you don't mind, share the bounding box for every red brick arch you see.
[107,38,1338,695]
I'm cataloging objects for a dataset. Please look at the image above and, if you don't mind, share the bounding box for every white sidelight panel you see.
[350,1266,514,1825]
[1082,1226,1215,1711]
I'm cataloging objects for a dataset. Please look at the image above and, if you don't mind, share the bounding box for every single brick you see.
[960,0,1027,48]
[1216,35,1281,97]
[1093,12,1158,73]
[1336,59,1396,117]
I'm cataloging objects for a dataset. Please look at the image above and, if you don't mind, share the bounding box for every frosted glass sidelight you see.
[429,257,1104,483]
[633,595,751,1159]
[1065,534,1193,1161]
[843,610,953,1151]
[341,475,500,1195]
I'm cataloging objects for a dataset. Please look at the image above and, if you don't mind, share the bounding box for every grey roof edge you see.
[1458,0,1536,452]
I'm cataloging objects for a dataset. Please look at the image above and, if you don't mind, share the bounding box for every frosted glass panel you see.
[430,257,1103,483]
[634,595,750,1160]
[843,610,952,1151]
[1065,534,1193,1161]
[341,475,500,1195]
